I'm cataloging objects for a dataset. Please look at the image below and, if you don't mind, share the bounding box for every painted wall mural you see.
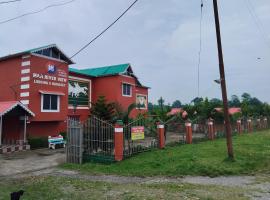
[136,94,147,109]
[68,80,89,106]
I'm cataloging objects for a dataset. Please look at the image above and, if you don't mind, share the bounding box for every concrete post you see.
[114,121,124,161]
[237,119,242,134]
[264,117,268,129]
[247,118,252,133]
[185,121,192,144]
[257,118,261,130]
[208,119,215,140]
[157,122,165,149]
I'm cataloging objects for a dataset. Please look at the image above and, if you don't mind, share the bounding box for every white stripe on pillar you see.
[20,92,29,97]
[20,84,30,90]
[21,61,30,67]
[21,76,30,82]
[21,68,30,74]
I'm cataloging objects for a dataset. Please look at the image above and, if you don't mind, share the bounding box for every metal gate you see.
[123,116,158,158]
[164,115,186,144]
[83,115,115,163]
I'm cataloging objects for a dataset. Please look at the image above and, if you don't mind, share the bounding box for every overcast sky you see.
[0,0,269,104]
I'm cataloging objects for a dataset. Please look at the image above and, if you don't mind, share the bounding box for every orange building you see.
[0,44,148,147]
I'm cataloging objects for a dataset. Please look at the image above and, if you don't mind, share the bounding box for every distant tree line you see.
[148,93,270,122]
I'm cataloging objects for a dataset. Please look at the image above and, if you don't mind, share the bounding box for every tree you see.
[90,96,115,122]
[192,97,203,105]
[158,97,165,111]
[172,100,182,108]
[210,98,223,106]
[148,102,154,112]
[114,103,136,124]
[241,93,252,103]
[230,95,241,107]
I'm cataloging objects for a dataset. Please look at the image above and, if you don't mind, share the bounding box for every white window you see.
[41,94,60,112]
[122,83,132,97]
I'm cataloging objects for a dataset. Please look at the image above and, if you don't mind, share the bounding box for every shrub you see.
[28,137,48,149]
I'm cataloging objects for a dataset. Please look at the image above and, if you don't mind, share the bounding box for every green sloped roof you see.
[69,63,130,77]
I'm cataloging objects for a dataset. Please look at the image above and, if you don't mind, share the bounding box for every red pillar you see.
[185,121,192,144]
[208,119,215,140]
[157,123,165,149]
[237,119,242,134]
[114,122,124,161]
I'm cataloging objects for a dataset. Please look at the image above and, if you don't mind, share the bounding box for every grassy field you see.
[0,176,252,200]
[62,130,270,177]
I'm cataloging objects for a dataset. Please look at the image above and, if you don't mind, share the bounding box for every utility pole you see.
[213,0,234,159]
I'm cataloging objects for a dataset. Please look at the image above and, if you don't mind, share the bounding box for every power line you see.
[243,0,270,49]
[0,0,21,4]
[70,0,139,59]
[0,0,75,25]
[197,0,203,97]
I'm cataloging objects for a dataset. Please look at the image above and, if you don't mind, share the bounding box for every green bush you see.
[28,137,48,149]
[59,132,67,140]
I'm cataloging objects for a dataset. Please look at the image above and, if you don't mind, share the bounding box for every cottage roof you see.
[0,44,74,64]
[214,107,241,115]
[0,101,35,117]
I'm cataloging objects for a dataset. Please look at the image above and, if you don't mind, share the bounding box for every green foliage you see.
[114,102,136,124]
[150,97,171,122]
[172,100,182,108]
[28,137,48,149]
[90,96,136,124]
[90,96,116,122]
[229,95,241,107]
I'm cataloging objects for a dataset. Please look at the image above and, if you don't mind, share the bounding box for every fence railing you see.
[66,115,270,164]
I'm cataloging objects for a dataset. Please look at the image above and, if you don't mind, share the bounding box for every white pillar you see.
[0,116,2,146]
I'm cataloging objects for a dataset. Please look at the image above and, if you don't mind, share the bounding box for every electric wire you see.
[0,0,75,25]
[197,0,203,97]
[0,0,21,4]
[70,0,139,59]
[243,0,270,49]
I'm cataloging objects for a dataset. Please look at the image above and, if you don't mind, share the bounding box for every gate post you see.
[208,119,215,140]
[237,119,242,134]
[114,120,124,161]
[157,122,165,149]
[185,120,192,144]
[247,118,252,133]
[264,117,268,129]
[257,118,261,130]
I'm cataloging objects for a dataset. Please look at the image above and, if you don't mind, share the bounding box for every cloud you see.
[0,0,269,104]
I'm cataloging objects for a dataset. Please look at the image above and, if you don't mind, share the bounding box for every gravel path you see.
[2,167,270,200]
[0,149,65,177]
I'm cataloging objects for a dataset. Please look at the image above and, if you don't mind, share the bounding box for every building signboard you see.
[32,63,67,87]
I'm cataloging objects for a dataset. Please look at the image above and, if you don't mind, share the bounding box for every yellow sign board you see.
[131,126,145,141]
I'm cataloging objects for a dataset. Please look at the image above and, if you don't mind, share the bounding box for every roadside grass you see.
[62,130,270,177]
[0,176,251,200]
